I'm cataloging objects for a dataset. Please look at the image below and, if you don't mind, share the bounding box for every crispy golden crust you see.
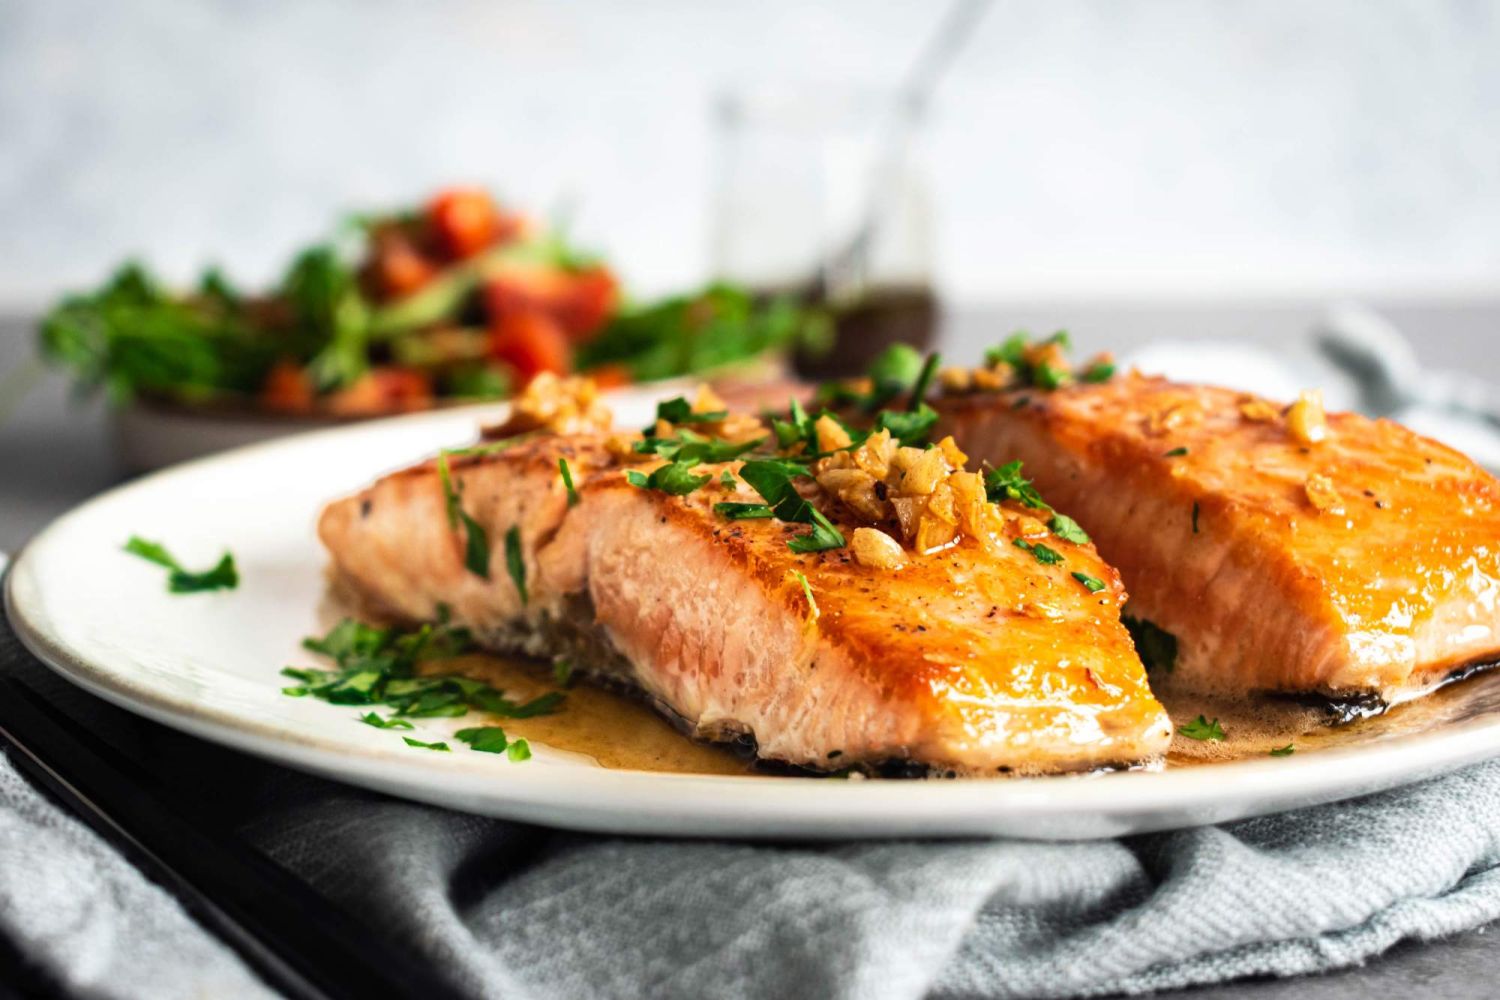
[318,432,1172,773]
[938,373,1500,698]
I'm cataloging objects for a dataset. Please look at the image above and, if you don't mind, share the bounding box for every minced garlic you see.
[484,372,613,438]
[1286,389,1328,445]
[1238,397,1280,423]
[851,527,907,570]
[1304,472,1344,514]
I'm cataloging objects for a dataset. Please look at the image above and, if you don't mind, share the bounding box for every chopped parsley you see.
[875,403,938,446]
[985,332,1029,368]
[647,396,727,431]
[907,352,940,410]
[1072,572,1106,593]
[123,536,239,593]
[1034,363,1068,390]
[1014,538,1064,565]
[1048,513,1090,544]
[402,737,451,751]
[559,457,579,506]
[817,343,924,411]
[508,739,533,761]
[437,451,491,579]
[359,712,414,730]
[552,658,575,687]
[984,330,1073,390]
[1270,743,1296,757]
[719,469,737,488]
[505,525,528,605]
[1164,446,1188,457]
[793,570,819,620]
[634,430,762,464]
[713,502,775,520]
[1178,715,1225,741]
[737,459,846,553]
[1123,615,1178,673]
[985,461,1048,509]
[455,725,512,754]
[284,617,565,721]
[626,461,713,496]
[1192,502,1200,534]
[1081,360,1116,383]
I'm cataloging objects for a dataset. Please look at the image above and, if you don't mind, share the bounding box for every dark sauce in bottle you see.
[792,284,939,379]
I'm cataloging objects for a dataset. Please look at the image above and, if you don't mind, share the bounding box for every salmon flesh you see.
[937,373,1500,702]
[319,432,1173,775]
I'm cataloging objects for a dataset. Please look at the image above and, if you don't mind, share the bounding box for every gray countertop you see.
[2,301,1498,999]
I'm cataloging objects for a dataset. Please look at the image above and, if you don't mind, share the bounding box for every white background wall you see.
[2,0,1498,307]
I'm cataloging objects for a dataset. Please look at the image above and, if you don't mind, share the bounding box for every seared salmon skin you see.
[318,378,1172,775]
[936,368,1500,702]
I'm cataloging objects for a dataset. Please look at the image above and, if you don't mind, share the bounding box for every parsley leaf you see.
[907,352,940,410]
[737,459,803,506]
[735,459,845,552]
[1123,615,1178,673]
[1081,360,1116,383]
[455,725,511,754]
[505,525,528,605]
[552,658,575,687]
[986,461,1049,509]
[359,712,414,730]
[1048,513,1090,544]
[289,617,567,724]
[985,332,1029,368]
[634,430,762,464]
[559,457,579,506]
[123,536,239,593]
[719,469,737,488]
[875,403,938,446]
[1072,571,1106,593]
[792,570,819,620]
[648,396,727,431]
[1034,362,1069,390]
[402,737,451,751]
[867,343,924,408]
[1270,743,1296,757]
[437,452,491,579]
[1014,538,1064,565]
[507,739,532,761]
[1178,715,1225,741]
[627,460,713,496]
[714,502,775,520]
[1164,446,1188,457]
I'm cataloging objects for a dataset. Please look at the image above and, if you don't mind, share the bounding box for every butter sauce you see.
[420,651,1500,777]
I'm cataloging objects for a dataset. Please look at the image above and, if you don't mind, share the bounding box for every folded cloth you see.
[8,618,1500,1000]
[0,749,276,999]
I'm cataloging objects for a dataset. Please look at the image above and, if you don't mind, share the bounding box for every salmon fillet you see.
[318,432,1173,775]
[936,372,1500,701]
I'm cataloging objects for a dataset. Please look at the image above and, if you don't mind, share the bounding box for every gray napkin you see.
[7,735,1500,1000]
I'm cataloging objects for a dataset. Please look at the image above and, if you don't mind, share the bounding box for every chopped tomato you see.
[583,363,632,389]
[489,310,571,384]
[427,188,503,260]
[483,263,619,342]
[325,367,434,416]
[372,235,438,300]
[259,360,316,414]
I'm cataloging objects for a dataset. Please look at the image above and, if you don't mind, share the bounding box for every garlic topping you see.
[813,431,1000,555]
[484,372,613,439]
[1286,389,1328,446]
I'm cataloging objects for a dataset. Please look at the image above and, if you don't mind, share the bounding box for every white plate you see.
[9,385,1500,840]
